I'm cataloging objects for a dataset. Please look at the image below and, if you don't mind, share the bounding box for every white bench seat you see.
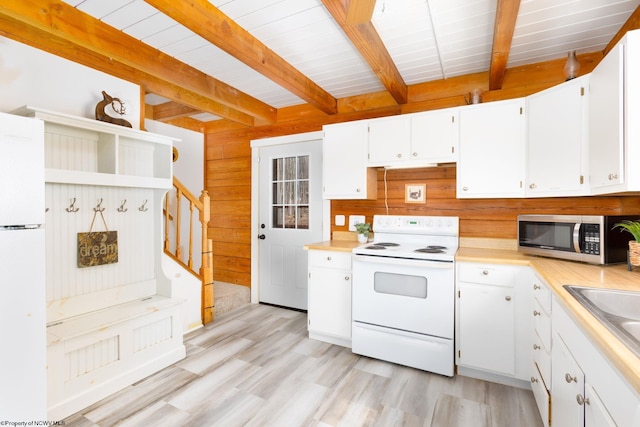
[46,295,185,420]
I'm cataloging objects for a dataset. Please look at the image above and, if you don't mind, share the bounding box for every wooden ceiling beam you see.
[0,0,275,125]
[145,0,337,116]
[322,0,408,104]
[489,0,521,90]
[604,4,640,55]
[151,102,201,122]
[346,0,376,25]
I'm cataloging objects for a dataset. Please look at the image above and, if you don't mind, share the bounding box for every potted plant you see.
[613,220,640,266]
[355,222,371,243]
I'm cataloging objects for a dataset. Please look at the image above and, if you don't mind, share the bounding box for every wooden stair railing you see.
[164,177,214,325]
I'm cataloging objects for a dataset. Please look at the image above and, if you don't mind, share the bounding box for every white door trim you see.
[250,131,329,304]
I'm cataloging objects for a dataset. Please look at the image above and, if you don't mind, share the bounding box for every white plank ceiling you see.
[64,0,640,123]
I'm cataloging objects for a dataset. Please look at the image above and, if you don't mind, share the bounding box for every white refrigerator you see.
[0,111,47,419]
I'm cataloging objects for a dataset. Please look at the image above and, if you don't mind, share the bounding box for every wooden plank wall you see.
[331,166,640,239]
[205,52,640,288]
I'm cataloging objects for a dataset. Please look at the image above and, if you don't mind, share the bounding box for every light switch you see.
[349,215,366,231]
[335,215,345,226]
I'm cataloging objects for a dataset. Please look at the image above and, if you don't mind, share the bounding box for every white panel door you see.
[258,139,322,309]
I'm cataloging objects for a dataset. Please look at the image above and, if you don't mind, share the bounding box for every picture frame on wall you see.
[405,184,426,203]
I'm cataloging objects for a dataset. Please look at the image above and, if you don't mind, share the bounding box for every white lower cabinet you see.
[455,262,531,386]
[307,249,352,347]
[552,295,640,426]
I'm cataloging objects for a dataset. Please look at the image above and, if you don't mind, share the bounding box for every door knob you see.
[258,234,266,240]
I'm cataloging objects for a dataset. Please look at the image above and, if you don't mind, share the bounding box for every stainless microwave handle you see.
[573,223,581,253]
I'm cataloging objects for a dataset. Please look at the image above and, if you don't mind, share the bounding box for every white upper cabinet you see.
[411,108,459,164]
[323,121,377,200]
[457,98,526,198]
[526,75,590,197]
[367,110,459,167]
[590,29,640,194]
[367,115,411,166]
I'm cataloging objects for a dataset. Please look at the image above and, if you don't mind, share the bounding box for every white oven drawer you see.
[309,250,352,270]
[457,263,515,287]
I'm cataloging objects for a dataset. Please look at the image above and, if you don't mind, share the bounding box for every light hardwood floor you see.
[64,303,543,427]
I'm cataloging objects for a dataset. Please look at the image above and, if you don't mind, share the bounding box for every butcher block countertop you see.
[458,247,640,395]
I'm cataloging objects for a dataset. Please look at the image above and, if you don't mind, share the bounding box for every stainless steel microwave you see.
[517,214,640,264]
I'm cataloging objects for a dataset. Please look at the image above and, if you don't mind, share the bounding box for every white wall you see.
[0,37,140,128]
[147,120,205,333]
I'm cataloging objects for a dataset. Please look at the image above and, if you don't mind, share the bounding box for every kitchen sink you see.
[564,285,640,358]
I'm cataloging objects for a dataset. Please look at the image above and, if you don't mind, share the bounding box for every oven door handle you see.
[353,255,454,269]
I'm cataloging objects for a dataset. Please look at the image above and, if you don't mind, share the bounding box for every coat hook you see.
[139,200,148,212]
[117,199,128,212]
[93,198,105,212]
[65,197,79,213]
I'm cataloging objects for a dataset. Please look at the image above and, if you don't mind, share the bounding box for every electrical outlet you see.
[335,215,345,226]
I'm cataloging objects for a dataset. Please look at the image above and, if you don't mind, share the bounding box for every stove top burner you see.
[364,244,387,250]
[375,242,400,247]
[414,248,445,254]
[414,245,448,254]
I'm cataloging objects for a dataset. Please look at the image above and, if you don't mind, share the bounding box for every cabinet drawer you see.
[533,299,551,351]
[530,363,551,427]
[457,264,515,287]
[532,334,551,386]
[532,279,551,314]
[309,250,352,270]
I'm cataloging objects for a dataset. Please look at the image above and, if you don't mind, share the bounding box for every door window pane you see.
[271,154,310,230]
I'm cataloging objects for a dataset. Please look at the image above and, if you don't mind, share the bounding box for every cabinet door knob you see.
[533,284,541,290]
[529,183,536,189]
[462,186,469,191]
[344,276,350,281]
[505,296,511,301]
[533,310,541,316]
[356,188,361,192]
[482,270,489,275]
[533,344,541,350]
[326,256,332,261]
[531,376,538,383]
[576,394,589,406]
[397,153,402,158]
[565,373,577,383]
[412,152,418,157]
[608,173,618,181]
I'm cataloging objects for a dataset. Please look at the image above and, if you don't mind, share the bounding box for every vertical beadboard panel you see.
[65,335,119,381]
[45,123,98,172]
[45,183,156,302]
[133,317,173,352]
[119,137,155,177]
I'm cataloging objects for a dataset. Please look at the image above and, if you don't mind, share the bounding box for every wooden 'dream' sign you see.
[77,231,118,268]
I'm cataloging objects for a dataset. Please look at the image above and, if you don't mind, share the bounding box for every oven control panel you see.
[372,215,459,235]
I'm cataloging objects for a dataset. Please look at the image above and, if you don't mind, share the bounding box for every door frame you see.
[250,131,330,304]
